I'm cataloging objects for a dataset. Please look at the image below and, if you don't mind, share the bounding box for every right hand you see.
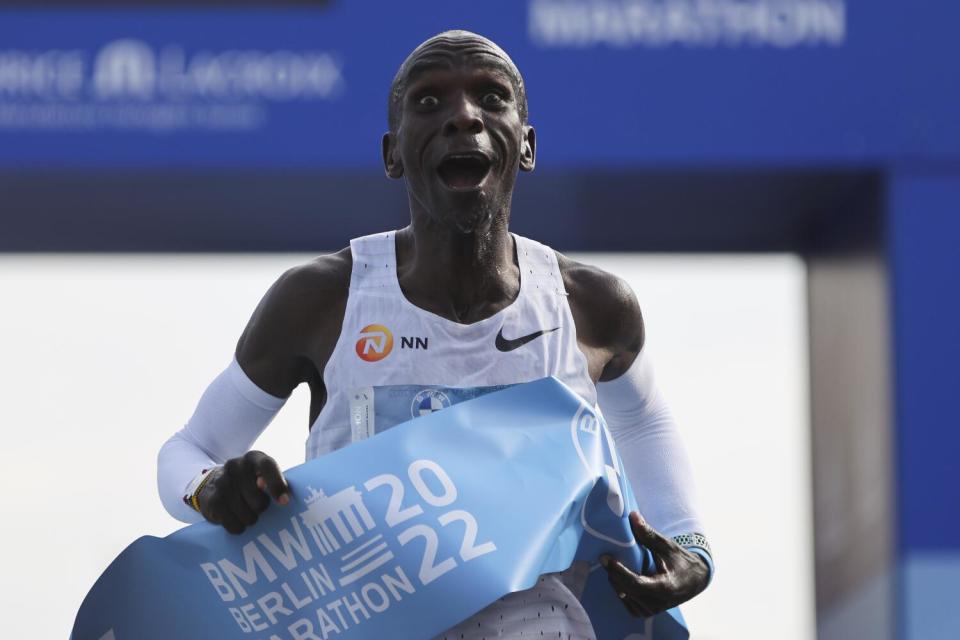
[197,450,291,534]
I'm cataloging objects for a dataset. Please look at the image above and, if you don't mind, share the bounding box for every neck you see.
[396,213,519,323]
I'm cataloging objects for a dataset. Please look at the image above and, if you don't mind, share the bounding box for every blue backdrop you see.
[1,2,957,168]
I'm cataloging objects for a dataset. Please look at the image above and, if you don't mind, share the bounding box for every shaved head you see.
[388,30,528,132]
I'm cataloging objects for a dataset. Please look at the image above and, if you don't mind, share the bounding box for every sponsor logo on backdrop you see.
[0,39,343,132]
[529,0,846,49]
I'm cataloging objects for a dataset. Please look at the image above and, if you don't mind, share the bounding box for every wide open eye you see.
[482,92,505,108]
[418,95,439,108]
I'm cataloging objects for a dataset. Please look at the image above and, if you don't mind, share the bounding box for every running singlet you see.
[305,230,600,639]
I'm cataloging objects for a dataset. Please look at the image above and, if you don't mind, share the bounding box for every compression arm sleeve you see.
[157,358,287,523]
[597,348,714,577]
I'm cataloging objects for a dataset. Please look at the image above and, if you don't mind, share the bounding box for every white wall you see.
[0,253,812,640]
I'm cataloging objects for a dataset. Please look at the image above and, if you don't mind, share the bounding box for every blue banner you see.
[72,377,688,640]
[3,2,959,168]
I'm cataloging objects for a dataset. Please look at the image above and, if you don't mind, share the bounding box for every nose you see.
[443,93,483,136]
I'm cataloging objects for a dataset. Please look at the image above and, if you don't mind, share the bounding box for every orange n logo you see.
[355,325,393,362]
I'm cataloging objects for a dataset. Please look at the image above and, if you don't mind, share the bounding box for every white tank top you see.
[305,230,598,639]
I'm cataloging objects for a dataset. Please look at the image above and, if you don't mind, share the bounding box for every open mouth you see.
[437,153,492,190]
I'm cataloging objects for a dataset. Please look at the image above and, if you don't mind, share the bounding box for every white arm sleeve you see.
[157,358,287,523]
[597,348,713,572]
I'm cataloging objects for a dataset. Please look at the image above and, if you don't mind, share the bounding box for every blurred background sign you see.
[0,2,957,168]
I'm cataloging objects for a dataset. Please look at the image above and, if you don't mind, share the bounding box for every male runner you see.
[159,31,711,638]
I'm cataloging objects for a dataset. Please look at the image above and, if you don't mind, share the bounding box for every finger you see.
[219,510,246,535]
[609,585,665,618]
[237,457,270,514]
[611,581,648,618]
[604,557,680,618]
[240,473,270,514]
[602,558,658,606]
[222,457,264,519]
[630,600,656,618]
[605,570,635,615]
[601,555,642,582]
[620,592,655,618]
[605,566,655,618]
[248,452,291,505]
[629,512,675,556]
[627,593,667,618]
[227,485,259,528]
[605,558,668,601]
[626,596,658,619]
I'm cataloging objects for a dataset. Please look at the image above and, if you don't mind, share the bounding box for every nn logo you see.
[400,336,429,350]
[355,325,429,362]
[355,324,393,362]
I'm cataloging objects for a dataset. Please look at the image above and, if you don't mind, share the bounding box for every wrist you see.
[672,532,714,588]
[182,466,221,514]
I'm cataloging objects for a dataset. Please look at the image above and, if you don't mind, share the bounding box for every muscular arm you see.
[559,253,711,615]
[558,253,644,383]
[236,248,352,408]
[157,250,351,527]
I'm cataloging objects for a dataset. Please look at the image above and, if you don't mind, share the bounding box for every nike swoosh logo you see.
[495,326,560,352]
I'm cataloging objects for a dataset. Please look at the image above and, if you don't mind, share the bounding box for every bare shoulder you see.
[235,247,352,396]
[556,252,644,381]
[265,248,353,306]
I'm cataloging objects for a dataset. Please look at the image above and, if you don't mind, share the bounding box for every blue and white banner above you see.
[72,378,688,640]
[2,2,958,168]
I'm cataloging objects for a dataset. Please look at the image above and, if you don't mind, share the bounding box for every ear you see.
[382,132,404,179]
[519,125,536,172]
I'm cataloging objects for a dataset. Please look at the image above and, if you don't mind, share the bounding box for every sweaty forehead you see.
[400,38,521,87]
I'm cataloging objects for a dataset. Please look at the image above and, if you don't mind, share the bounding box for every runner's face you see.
[386,41,535,234]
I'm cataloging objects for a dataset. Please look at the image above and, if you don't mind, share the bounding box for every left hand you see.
[600,511,710,618]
